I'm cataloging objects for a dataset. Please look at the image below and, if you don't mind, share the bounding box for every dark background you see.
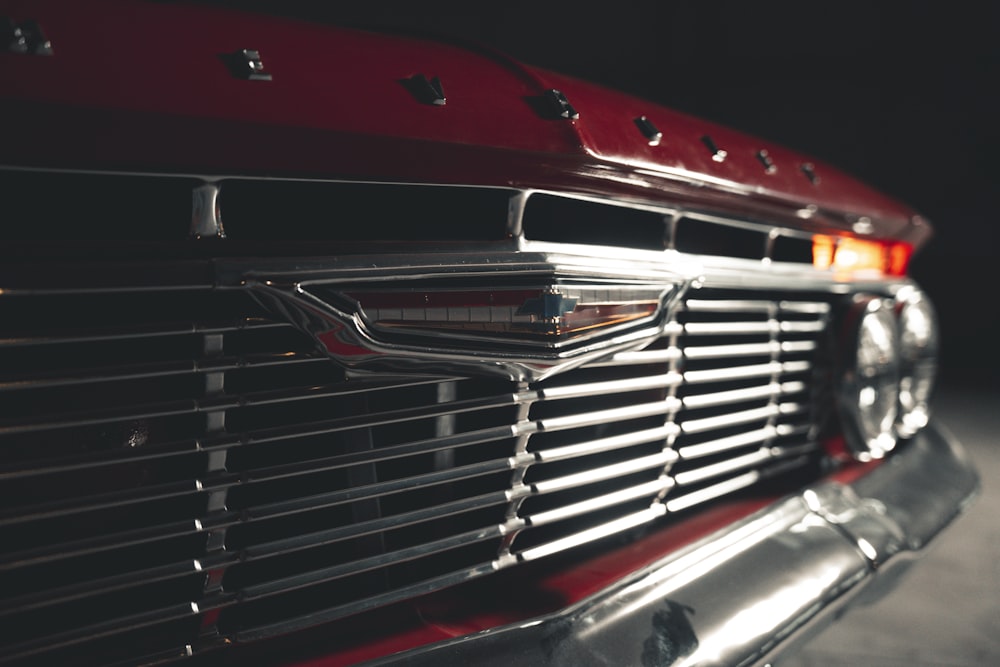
[233,1,999,386]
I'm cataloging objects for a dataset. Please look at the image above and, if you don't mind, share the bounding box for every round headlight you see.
[896,288,939,437]
[840,297,900,460]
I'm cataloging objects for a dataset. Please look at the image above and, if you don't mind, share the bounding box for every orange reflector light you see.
[812,236,912,276]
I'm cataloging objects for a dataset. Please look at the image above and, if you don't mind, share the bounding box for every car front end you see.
[0,2,978,665]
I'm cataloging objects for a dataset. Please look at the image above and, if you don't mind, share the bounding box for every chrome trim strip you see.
[588,348,680,366]
[682,321,775,335]
[379,424,977,667]
[243,491,509,559]
[665,469,762,512]
[684,299,830,314]
[0,165,924,250]
[517,506,667,562]
[244,458,513,520]
[779,300,832,314]
[534,398,681,434]
[532,372,681,401]
[536,425,679,463]
[601,339,819,367]
[531,451,678,495]
[0,559,201,617]
[0,320,291,349]
[672,448,774,486]
[683,341,810,360]
[678,424,810,460]
[523,477,673,528]
[680,381,806,409]
[240,525,505,600]
[237,561,503,642]
[682,361,810,385]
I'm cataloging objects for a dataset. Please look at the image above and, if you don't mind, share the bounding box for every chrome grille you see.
[505,290,830,559]
[0,279,831,665]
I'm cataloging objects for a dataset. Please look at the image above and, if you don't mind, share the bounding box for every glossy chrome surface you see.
[242,239,881,382]
[376,423,979,667]
[895,286,938,437]
[248,252,691,382]
[190,182,225,238]
[0,259,836,663]
[0,165,928,253]
[838,296,901,460]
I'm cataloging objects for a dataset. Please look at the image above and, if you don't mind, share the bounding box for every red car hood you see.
[0,0,928,245]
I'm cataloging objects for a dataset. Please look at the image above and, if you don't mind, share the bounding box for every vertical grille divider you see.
[197,329,232,642]
[495,382,535,566]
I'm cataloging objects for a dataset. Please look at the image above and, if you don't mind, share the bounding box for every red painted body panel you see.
[1,0,929,245]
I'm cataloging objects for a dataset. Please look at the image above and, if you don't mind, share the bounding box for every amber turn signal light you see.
[812,236,912,276]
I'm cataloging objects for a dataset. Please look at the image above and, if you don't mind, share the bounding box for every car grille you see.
[0,273,833,665]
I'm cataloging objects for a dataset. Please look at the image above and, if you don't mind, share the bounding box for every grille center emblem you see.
[246,263,690,381]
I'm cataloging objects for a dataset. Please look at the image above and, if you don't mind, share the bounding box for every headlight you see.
[839,296,900,460]
[896,287,939,437]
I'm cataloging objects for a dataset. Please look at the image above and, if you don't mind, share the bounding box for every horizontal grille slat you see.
[0,559,202,616]
[0,519,204,569]
[242,491,510,560]
[517,506,666,562]
[681,402,806,434]
[683,299,830,314]
[0,599,201,664]
[243,459,513,520]
[677,424,811,460]
[0,353,324,392]
[0,319,291,349]
[536,399,680,433]
[234,561,502,643]
[673,448,773,486]
[0,479,208,526]
[680,381,806,409]
[665,471,762,512]
[531,451,677,495]
[683,340,816,359]
[239,526,504,601]
[524,478,673,527]
[0,439,199,479]
[0,400,202,436]
[537,424,678,462]
[683,360,811,384]
[238,426,518,483]
[535,372,681,400]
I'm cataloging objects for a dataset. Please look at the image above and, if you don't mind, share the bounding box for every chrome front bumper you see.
[375,423,978,666]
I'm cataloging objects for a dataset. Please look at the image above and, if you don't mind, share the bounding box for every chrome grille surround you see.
[0,174,916,665]
[0,257,900,664]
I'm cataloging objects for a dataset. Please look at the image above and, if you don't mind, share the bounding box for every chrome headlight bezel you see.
[838,295,901,460]
[895,287,939,437]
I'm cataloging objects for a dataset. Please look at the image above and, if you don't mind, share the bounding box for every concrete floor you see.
[781,384,1000,667]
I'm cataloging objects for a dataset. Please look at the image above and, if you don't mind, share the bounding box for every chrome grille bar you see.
[0,275,833,664]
